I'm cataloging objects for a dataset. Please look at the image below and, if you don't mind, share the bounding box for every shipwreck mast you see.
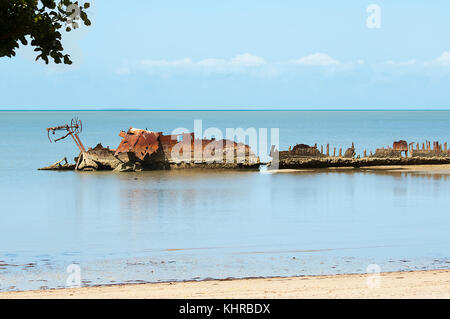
[46,117,86,152]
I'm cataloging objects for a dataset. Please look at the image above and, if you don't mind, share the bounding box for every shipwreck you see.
[41,118,450,172]
[273,140,450,169]
[40,118,260,172]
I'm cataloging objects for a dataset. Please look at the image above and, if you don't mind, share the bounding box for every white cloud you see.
[294,53,340,66]
[429,51,450,66]
[139,54,267,75]
[135,52,450,76]
[142,54,266,69]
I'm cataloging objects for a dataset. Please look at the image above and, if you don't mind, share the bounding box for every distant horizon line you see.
[2,108,450,112]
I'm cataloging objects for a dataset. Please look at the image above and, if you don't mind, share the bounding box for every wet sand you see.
[2,269,450,299]
[362,164,450,172]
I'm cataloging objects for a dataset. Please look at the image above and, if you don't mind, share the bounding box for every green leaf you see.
[1,0,92,65]
[64,55,73,65]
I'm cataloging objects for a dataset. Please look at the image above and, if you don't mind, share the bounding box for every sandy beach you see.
[1,269,449,299]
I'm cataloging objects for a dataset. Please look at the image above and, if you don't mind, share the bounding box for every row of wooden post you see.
[317,143,346,157]
[315,141,448,158]
[412,141,448,152]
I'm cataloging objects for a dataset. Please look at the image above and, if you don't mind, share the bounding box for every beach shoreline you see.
[2,269,450,299]
[2,165,450,299]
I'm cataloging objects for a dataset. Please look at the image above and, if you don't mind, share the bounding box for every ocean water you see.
[1,110,450,291]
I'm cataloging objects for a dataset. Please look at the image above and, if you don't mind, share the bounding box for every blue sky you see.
[1,0,450,109]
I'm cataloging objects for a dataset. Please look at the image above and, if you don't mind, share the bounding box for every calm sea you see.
[1,110,450,291]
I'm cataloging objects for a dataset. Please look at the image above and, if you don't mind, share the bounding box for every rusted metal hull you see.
[113,128,260,170]
[41,127,260,171]
[115,128,161,161]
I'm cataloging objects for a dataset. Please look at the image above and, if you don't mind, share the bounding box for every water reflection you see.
[106,168,450,243]
[2,167,450,291]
